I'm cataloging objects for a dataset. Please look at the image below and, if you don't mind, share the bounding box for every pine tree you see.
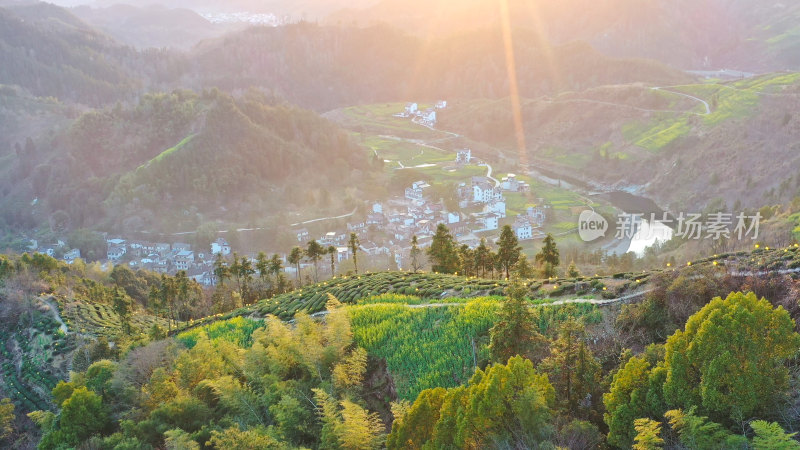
[410,235,423,273]
[496,225,521,279]
[255,252,269,282]
[489,279,546,364]
[540,319,601,417]
[288,246,303,284]
[213,253,229,286]
[348,233,360,274]
[473,238,490,277]
[306,240,325,282]
[632,418,664,450]
[427,224,459,274]
[513,254,535,279]
[112,288,132,335]
[328,245,337,277]
[567,261,581,278]
[536,234,560,276]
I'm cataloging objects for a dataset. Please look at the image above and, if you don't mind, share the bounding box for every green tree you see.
[348,233,360,274]
[306,240,325,282]
[338,399,386,450]
[662,292,800,425]
[435,356,555,448]
[751,420,800,450]
[489,280,546,364]
[193,223,218,253]
[208,426,285,449]
[474,238,491,277]
[328,245,337,277]
[457,244,475,276]
[213,253,230,286]
[0,398,13,441]
[536,233,560,276]
[513,254,535,279]
[604,349,666,449]
[387,388,446,449]
[39,387,110,449]
[567,261,580,278]
[409,235,423,273]
[269,254,283,280]
[664,408,747,449]
[427,224,459,274]
[164,428,200,450]
[256,252,270,282]
[288,246,303,283]
[496,225,521,279]
[539,319,601,417]
[112,289,132,335]
[632,418,663,450]
[389,356,555,449]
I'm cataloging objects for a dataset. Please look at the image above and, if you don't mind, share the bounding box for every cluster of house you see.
[290,158,548,270]
[26,239,82,263]
[101,237,235,285]
[394,100,447,127]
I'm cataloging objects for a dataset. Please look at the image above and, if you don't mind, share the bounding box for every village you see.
[17,100,555,283]
[23,145,550,285]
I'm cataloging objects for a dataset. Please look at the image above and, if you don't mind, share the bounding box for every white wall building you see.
[211,238,231,256]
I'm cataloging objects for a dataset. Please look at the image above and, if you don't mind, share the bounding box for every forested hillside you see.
[438,72,800,211]
[0,88,379,233]
[331,0,800,72]
[185,23,689,111]
[0,3,178,105]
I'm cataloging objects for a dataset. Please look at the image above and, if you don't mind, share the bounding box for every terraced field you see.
[0,313,71,413]
[61,301,176,338]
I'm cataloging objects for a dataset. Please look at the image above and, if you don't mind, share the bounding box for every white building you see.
[513,216,534,240]
[472,177,502,203]
[405,180,430,203]
[476,213,500,231]
[435,100,447,109]
[295,228,310,243]
[501,174,520,191]
[526,206,547,227]
[336,247,350,263]
[420,109,436,126]
[484,199,507,218]
[456,149,472,164]
[174,251,195,271]
[405,103,418,115]
[107,245,126,261]
[64,249,81,264]
[211,238,231,256]
[321,232,337,246]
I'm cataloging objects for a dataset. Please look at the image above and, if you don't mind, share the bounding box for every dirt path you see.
[651,87,711,115]
[43,297,69,334]
[302,287,652,320]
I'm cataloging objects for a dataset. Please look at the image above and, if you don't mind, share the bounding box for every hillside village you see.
[20,149,550,282]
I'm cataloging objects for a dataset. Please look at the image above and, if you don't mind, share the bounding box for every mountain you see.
[329,0,800,72]
[54,0,379,17]
[71,4,234,50]
[184,23,690,111]
[0,2,177,105]
[437,72,800,211]
[0,89,380,233]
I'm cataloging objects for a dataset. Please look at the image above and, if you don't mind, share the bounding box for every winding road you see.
[651,86,711,115]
